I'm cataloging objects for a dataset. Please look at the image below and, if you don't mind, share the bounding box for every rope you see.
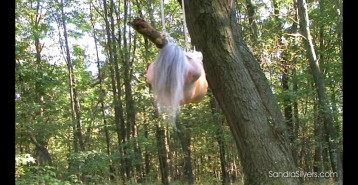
[160,0,166,33]
[160,0,191,50]
[181,0,189,51]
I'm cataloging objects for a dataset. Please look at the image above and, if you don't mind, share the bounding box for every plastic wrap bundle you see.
[152,40,187,122]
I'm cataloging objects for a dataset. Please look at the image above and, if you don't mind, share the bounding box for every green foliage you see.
[15,0,342,184]
[16,154,70,185]
[68,150,111,182]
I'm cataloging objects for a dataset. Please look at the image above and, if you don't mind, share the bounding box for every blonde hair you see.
[152,42,188,121]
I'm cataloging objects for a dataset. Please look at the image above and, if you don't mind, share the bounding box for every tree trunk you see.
[143,26,152,180]
[273,0,294,146]
[29,131,53,166]
[131,12,297,185]
[143,111,151,179]
[281,53,296,157]
[291,3,300,166]
[102,0,126,180]
[110,0,132,179]
[122,0,142,178]
[156,121,170,185]
[130,2,297,183]
[90,5,115,179]
[184,1,299,184]
[60,0,84,152]
[245,0,258,47]
[210,97,229,185]
[30,0,52,166]
[297,0,342,181]
[313,96,322,173]
[174,114,194,185]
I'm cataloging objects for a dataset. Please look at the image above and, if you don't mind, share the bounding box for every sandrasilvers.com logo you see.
[269,171,338,178]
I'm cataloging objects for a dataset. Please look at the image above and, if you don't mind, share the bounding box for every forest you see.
[15,0,343,184]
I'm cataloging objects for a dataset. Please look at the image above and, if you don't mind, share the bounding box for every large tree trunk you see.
[296,0,342,181]
[183,1,299,184]
[130,2,298,183]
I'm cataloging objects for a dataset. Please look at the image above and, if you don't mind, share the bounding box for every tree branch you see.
[129,17,167,48]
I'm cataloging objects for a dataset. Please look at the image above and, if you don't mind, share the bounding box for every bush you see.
[15,154,71,185]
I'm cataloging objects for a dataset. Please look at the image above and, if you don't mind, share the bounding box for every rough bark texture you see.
[183,1,299,184]
[131,2,299,183]
[130,18,167,48]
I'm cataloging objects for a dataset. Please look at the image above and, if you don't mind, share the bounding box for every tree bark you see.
[210,97,229,185]
[28,130,53,166]
[102,0,126,180]
[297,0,342,181]
[156,121,170,185]
[131,13,298,184]
[291,2,300,166]
[130,18,167,48]
[245,0,258,46]
[313,97,322,173]
[174,114,194,185]
[184,1,299,184]
[131,1,299,182]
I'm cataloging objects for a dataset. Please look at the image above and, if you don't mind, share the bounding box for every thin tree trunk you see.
[281,53,296,154]
[165,125,174,181]
[291,2,300,166]
[60,0,84,152]
[28,131,53,166]
[90,4,115,179]
[245,0,258,47]
[122,0,141,179]
[143,109,151,179]
[143,24,152,180]
[102,0,126,180]
[273,0,294,145]
[334,0,343,63]
[299,119,308,182]
[313,96,322,173]
[110,0,132,179]
[297,0,342,181]
[210,97,229,185]
[174,114,194,185]
[155,117,170,185]
[30,0,53,166]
